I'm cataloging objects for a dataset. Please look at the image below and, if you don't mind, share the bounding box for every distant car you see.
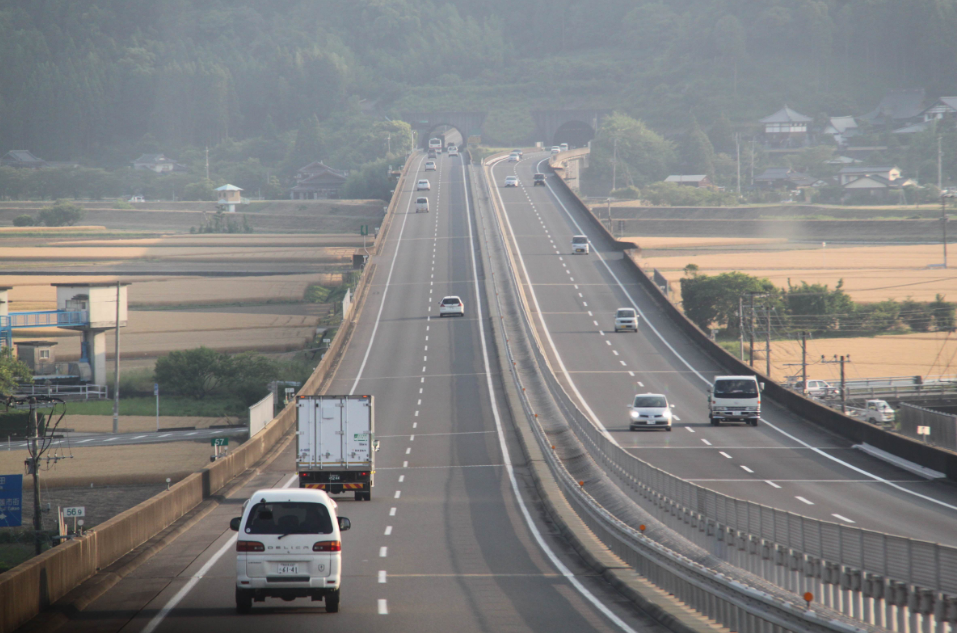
[231,487,350,613]
[417,179,431,191]
[511,149,523,157]
[508,154,520,162]
[795,380,834,398]
[416,197,429,213]
[550,146,561,154]
[504,176,519,187]
[439,295,464,317]
[614,307,638,332]
[865,399,895,424]
[629,393,672,431]
[427,149,437,159]
[533,173,546,186]
[447,145,459,157]
[571,235,589,254]
[560,143,569,151]
[424,161,436,171]
[128,195,145,203]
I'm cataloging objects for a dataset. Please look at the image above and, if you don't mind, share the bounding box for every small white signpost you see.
[917,425,931,442]
[64,506,85,534]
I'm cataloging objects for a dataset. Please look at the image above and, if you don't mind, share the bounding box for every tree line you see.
[679,269,956,338]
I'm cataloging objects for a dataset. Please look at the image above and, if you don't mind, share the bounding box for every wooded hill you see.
[3,0,956,166]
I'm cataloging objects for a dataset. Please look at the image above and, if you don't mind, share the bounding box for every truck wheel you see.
[236,589,253,613]
[710,417,718,426]
[751,419,759,427]
[326,589,340,613]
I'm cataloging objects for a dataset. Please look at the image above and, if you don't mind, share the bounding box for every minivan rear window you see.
[572,236,588,244]
[617,309,635,318]
[244,502,333,535]
[714,380,758,397]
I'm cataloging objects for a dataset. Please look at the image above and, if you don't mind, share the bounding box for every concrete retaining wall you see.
[545,159,957,482]
[0,156,409,633]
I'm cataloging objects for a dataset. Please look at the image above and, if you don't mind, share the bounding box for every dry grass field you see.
[765,332,957,383]
[640,241,954,302]
[64,416,239,433]
[0,442,213,487]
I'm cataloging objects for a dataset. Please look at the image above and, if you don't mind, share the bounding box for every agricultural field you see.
[631,236,956,380]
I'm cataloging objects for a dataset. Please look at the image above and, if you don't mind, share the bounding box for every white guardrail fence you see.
[476,155,957,633]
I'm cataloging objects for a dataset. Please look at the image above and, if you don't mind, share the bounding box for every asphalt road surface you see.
[488,152,957,547]
[53,152,669,633]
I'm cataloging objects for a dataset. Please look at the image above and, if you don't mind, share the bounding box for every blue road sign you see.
[0,474,23,528]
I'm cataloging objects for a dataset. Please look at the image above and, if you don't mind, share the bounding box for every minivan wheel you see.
[326,589,341,613]
[236,589,253,613]
[710,417,719,426]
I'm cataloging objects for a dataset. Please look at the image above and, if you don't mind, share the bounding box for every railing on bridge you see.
[0,310,89,329]
[16,383,108,400]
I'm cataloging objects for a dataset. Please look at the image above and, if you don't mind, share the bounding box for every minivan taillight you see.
[237,540,264,552]
[314,540,341,552]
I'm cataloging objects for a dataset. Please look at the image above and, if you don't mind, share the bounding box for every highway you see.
[488,152,957,547]
[52,153,666,633]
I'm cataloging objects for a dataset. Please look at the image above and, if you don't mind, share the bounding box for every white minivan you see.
[708,375,763,426]
[232,488,351,613]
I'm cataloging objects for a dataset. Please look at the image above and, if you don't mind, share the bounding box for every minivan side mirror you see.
[707,388,713,394]
[760,382,765,391]
[338,517,352,532]
[229,517,242,531]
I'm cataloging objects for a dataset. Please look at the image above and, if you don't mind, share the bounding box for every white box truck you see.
[297,395,377,501]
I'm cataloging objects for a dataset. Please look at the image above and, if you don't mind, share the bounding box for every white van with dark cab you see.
[232,488,351,613]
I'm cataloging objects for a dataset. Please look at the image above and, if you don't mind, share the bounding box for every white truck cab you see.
[865,399,895,424]
[708,375,762,426]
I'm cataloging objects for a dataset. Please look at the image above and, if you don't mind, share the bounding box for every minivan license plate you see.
[278,564,299,575]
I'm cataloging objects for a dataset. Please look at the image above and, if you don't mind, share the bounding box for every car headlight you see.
[630,411,640,419]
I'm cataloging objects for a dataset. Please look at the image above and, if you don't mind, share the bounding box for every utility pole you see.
[611,137,618,193]
[749,294,755,367]
[738,296,744,361]
[28,400,41,555]
[938,135,943,193]
[112,281,121,434]
[750,136,755,186]
[840,355,846,414]
[943,193,952,269]
[765,301,772,377]
[801,331,808,390]
[386,133,391,155]
[205,147,210,182]
[735,133,741,197]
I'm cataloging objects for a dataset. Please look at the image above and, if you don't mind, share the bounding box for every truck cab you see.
[708,375,762,426]
[865,399,895,424]
[571,235,589,254]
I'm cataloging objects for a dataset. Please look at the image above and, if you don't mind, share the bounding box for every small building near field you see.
[759,106,812,148]
[754,167,815,189]
[16,340,58,375]
[1,150,47,169]
[290,162,349,200]
[215,184,245,213]
[838,165,901,186]
[664,174,712,188]
[132,154,188,174]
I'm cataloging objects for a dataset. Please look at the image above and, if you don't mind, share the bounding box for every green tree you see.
[288,114,324,171]
[786,280,855,332]
[38,200,83,226]
[0,347,31,396]
[713,15,746,93]
[899,299,933,332]
[930,294,956,331]
[13,215,34,227]
[223,352,278,406]
[678,117,714,178]
[680,272,778,335]
[182,180,216,201]
[708,113,735,156]
[590,112,675,187]
[154,347,229,399]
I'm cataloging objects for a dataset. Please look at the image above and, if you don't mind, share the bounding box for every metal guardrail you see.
[478,155,957,633]
[16,383,107,399]
[0,310,88,328]
[899,404,957,451]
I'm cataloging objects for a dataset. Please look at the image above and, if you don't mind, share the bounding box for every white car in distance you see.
[424,161,436,171]
[508,153,520,162]
[550,146,561,154]
[416,179,431,191]
[439,295,464,317]
[231,487,351,613]
[504,176,519,187]
[415,197,429,213]
[447,145,459,157]
[571,235,589,254]
[614,307,638,332]
[628,393,672,431]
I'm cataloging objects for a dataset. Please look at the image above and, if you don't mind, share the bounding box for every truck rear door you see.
[318,398,344,466]
[343,397,372,465]
[297,399,317,466]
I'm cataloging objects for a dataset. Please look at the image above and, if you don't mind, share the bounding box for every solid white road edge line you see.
[489,156,618,446]
[465,159,638,633]
[349,154,425,395]
[140,473,298,633]
[534,158,957,515]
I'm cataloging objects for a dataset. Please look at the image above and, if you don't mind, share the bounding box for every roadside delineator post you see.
[804,592,814,608]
